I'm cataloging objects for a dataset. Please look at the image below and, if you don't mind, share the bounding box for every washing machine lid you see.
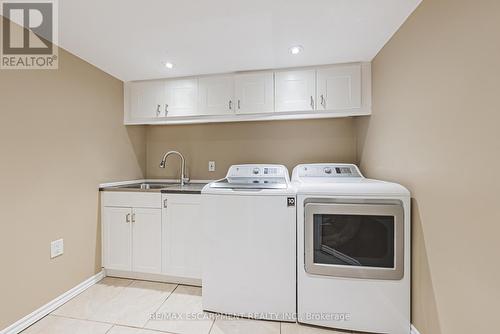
[208,164,290,190]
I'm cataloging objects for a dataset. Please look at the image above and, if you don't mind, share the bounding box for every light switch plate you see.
[208,161,216,172]
[51,239,64,258]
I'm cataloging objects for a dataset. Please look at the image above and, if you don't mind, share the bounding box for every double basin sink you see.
[101,181,207,194]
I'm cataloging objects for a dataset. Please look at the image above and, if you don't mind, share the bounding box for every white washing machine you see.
[201,164,296,321]
[292,163,411,334]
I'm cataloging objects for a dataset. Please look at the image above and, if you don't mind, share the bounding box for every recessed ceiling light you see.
[164,62,173,69]
[289,45,303,55]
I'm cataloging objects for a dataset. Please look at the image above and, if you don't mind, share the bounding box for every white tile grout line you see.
[52,311,174,334]
[141,282,180,330]
[142,283,216,334]
[105,323,171,334]
[50,314,114,326]
[153,282,180,311]
[207,315,216,334]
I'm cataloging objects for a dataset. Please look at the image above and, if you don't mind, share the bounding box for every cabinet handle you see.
[238,99,241,109]
[165,104,169,115]
[229,100,232,110]
[320,94,326,108]
[163,199,168,208]
[156,104,161,116]
[310,96,314,110]
[126,213,131,223]
[131,213,136,223]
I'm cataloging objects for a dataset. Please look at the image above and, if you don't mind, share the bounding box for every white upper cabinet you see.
[124,62,371,124]
[198,75,235,116]
[234,72,274,114]
[317,64,361,111]
[164,78,198,117]
[275,69,316,113]
[128,80,165,120]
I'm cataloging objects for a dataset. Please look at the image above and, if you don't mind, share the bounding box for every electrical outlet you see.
[50,239,64,258]
[208,161,216,172]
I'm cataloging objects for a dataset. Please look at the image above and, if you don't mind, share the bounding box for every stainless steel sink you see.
[162,183,206,192]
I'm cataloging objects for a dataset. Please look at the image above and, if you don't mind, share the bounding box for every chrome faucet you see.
[159,150,188,186]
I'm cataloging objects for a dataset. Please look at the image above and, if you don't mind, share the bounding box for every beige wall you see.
[355,1,500,333]
[0,45,146,328]
[146,118,357,180]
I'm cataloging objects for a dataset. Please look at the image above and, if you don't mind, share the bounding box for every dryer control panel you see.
[293,164,363,178]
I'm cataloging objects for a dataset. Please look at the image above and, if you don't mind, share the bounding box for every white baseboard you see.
[411,324,421,334]
[1,271,105,334]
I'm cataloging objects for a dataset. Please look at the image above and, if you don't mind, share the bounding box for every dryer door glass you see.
[304,202,404,280]
[313,214,394,268]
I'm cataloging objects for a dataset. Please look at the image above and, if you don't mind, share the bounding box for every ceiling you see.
[58,0,421,81]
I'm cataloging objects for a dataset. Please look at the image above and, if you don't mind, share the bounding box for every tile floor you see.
[22,277,350,334]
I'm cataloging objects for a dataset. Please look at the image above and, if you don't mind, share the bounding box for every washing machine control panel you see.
[228,165,288,178]
[210,164,290,189]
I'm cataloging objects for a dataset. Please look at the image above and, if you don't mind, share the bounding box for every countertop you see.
[99,180,209,194]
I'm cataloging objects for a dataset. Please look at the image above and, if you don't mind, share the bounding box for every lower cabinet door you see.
[162,194,202,279]
[103,207,133,271]
[132,208,162,274]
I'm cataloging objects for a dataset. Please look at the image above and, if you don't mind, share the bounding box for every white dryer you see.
[292,163,411,334]
[202,164,296,321]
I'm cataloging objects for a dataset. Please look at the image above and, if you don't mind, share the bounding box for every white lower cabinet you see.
[161,194,202,280]
[102,206,161,274]
[101,191,202,283]
[132,208,162,274]
[102,207,133,271]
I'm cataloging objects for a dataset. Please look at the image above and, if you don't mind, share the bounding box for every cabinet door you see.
[129,80,165,119]
[275,69,316,112]
[317,64,361,110]
[162,194,202,279]
[132,208,162,274]
[102,207,132,271]
[165,79,198,117]
[234,72,274,114]
[197,75,234,115]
